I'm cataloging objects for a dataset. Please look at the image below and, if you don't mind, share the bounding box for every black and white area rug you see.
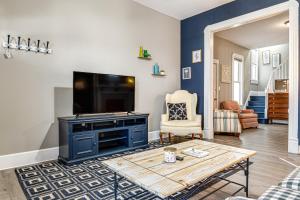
[16,143,172,200]
[15,141,244,200]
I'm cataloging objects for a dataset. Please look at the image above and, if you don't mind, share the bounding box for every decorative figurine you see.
[139,46,144,57]
[153,63,160,74]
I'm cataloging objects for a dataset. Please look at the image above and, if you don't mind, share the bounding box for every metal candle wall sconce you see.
[2,35,52,58]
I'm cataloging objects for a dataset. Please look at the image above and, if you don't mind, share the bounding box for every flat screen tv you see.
[73,71,135,115]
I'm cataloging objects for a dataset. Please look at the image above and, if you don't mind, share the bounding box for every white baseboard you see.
[272,120,288,124]
[288,137,300,154]
[148,130,172,142]
[0,131,162,171]
[148,130,161,141]
[203,129,214,139]
[0,147,59,171]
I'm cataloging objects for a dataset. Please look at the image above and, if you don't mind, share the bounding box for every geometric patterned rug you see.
[15,141,242,200]
[15,142,168,200]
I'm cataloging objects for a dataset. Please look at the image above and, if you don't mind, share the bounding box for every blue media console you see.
[58,113,149,164]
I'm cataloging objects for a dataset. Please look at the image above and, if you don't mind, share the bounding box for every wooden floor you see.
[0,124,299,200]
[191,124,300,200]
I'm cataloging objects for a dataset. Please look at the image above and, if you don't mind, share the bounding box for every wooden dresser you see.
[268,92,289,122]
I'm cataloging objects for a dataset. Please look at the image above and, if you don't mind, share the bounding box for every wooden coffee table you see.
[102,140,256,199]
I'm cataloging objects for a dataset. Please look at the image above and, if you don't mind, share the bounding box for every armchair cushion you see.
[161,114,168,123]
[167,103,188,120]
[161,119,201,127]
[241,109,255,113]
[220,100,241,112]
[214,110,239,119]
[239,113,258,119]
[165,90,197,121]
[195,114,201,123]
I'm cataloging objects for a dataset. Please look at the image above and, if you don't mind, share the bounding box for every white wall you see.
[214,36,251,105]
[256,44,289,90]
[0,0,180,155]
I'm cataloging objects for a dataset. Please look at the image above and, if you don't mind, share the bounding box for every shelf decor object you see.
[2,34,52,59]
[153,63,160,74]
[152,63,166,77]
[138,46,151,60]
[139,46,144,57]
[152,73,166,77]
[159,70,166,76]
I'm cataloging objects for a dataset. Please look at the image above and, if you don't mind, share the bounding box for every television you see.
[73,71,135,115]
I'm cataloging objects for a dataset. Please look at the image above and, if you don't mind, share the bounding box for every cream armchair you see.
[160,90,202,143]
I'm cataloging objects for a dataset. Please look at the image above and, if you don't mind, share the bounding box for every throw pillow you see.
[167,103,188,120]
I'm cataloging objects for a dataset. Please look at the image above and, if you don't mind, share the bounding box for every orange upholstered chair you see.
[220,100,259,129]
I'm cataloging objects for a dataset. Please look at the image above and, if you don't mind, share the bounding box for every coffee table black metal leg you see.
[114,172,118,200]
[245,158,249,197]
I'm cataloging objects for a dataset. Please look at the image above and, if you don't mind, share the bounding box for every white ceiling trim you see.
[132,0,234,20]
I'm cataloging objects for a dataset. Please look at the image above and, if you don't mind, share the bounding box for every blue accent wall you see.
[181,0,300,143]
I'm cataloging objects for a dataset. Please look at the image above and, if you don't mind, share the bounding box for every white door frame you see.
[232,53,244,105]
[204,0,299,154]
[213,59,220,110]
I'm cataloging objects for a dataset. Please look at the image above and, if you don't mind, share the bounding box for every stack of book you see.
[182,148,209,158]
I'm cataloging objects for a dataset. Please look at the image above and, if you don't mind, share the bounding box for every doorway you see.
[203,0,299,154]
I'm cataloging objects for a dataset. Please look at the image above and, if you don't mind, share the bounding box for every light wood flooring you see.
[0,124,299,200]
[191,124,300,200]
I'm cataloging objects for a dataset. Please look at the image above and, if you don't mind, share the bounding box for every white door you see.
[213,60,220,110]
[232,54,244,105]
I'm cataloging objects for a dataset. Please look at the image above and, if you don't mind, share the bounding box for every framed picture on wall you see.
[221,64,231,83]
[192,50,202,63]
[182,67,191,80]
[272,53,281,68]
[262,50,270,65]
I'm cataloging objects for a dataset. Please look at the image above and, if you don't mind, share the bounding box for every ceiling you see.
[216,11,289,49]
[132,0,234,20]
